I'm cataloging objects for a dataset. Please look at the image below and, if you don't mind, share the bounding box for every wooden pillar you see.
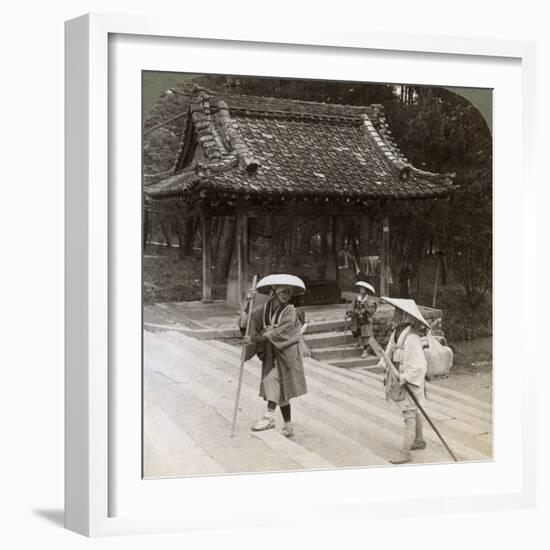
[267,214,274,272]
[201,202,213,303]
[380,202,390,297]
[359,213,369,257]
[237,198,249,308]
[332,216,339,288]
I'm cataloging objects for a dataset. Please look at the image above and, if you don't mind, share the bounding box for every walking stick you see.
[368,336,459,462]
[230,275,258,437]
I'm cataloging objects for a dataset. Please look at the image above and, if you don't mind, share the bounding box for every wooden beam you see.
[201,202,213,303]
[380,206,390,297]
[211,204,372,218]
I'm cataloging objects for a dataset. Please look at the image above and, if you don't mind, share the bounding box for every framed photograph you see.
[65,13,536,536]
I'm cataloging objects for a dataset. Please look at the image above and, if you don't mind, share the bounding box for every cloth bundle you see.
[423,333,453,378]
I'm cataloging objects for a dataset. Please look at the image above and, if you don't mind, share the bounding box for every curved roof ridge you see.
[174,89,260,175]
[365,105,410,164]
[190,84,380,122]
[361,107,455,183]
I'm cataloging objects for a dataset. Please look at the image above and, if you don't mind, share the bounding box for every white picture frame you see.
[65,13,537,537]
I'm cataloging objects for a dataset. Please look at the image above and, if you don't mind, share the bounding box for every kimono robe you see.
[351,295,377,339]
[382,324,427,417]
[248,301,307,404]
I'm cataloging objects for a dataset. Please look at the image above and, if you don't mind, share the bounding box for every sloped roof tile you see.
[145,88,454,201]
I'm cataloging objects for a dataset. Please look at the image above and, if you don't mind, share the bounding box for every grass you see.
[143,245,226,304]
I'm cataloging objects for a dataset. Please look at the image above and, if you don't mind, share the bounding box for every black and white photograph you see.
[142,73,493,477]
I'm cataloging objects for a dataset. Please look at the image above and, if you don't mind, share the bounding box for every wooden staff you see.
[368,336,458,462]
[230,275,258,437]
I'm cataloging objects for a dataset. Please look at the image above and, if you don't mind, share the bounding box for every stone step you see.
[330,356,381,369]
[319,361,492,423]
[148,332,388,469]
[303,318,348,334]
[304,330,356,349]
[145,331,491,478]
[311,345,360,361]
[180,335,472,464]
[143,401,226,477]
[145,336,336,471]
[311,344,376,361]
[232,337,491,447]
[360,369,493,421]
[300,360,490,460]
[205,337,491,457]
[144,317,350,340]
[310,359,492,437]
[144,353,303,475]
[207,336,491,426]
[143,322,242,340]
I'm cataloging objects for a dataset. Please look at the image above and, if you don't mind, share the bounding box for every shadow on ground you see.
[33,509,64,528]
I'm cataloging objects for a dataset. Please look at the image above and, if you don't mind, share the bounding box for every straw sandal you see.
[280,424,294,438]
[251,416,276,431]
[389,453,412,465]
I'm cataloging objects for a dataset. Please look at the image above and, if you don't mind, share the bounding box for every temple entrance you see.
[225,213,390,307]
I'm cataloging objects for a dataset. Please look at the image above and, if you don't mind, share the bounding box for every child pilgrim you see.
[239,274,308,439]
[378,297,430,464]
[347,281,378,358]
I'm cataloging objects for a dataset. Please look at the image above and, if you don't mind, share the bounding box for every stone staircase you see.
[144,299,444,371]
[143,329,493,478]
[304,329,380,369]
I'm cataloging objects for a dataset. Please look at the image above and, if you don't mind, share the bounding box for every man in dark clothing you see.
[399,262,415,299]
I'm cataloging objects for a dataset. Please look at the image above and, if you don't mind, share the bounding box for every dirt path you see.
[431,337,493,403]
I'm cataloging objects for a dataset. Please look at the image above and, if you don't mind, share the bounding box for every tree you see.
[386,87,492,309]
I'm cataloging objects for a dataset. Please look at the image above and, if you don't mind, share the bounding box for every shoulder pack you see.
[391,326,453,380]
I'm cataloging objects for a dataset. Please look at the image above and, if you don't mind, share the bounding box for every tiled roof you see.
[145,88,455,201]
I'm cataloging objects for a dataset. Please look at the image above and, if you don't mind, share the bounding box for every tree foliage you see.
[385,87,492,308]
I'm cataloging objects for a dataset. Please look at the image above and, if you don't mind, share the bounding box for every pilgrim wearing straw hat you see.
[346,281,378,358]
[378,297,431,464]
[240,274,308,438]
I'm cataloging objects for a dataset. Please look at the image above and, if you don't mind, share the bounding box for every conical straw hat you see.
[256,274,306,296]
[354,281,376,294]
[381,297,430,328]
